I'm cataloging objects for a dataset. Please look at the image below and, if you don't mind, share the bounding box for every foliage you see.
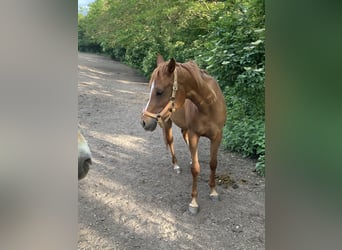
[78,0,265,176]
[78,13,102,52]
[197,0,265,176]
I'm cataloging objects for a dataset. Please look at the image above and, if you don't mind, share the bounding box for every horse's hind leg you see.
[164,119,181,174]
[181,129,189,146]
[181,129,193,166]
[208,131,223,200]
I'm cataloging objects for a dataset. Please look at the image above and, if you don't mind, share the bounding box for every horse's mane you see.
[177,61,217,104]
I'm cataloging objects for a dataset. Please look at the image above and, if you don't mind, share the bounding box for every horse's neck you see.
[186,89,207,108]
[185,80,209,113]
[179,70,215,111]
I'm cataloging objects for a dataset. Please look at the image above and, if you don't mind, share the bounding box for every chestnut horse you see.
[140,55,226,214]
[78,130,92,180]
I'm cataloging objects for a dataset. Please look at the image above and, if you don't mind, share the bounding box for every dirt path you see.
[78,52,265,250]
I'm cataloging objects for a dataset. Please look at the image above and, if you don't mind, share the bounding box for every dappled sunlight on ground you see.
[79,81,102,88]
[117,79,147,85]
[111,88,137,95]
[88,89,113,97]
[78,225,115,249]
[87,130,147,154]
[80,171,181,242]
[78,65,111,77]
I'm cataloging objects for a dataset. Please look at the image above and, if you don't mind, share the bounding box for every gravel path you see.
[78,52,265,250]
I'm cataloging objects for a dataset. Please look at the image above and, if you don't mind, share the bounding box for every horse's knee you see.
[191,161,200,176]
[166,136,173,144]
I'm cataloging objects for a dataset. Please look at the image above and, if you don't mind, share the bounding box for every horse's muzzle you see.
[140,116,158,131]
[78,155,92,180]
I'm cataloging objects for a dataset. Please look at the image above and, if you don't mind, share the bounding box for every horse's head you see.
[141,55,186,131]
[78,130,92,180]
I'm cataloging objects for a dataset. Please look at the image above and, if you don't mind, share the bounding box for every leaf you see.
[205,56,213,62]
[254,28,265,33]
[251,40,263,45]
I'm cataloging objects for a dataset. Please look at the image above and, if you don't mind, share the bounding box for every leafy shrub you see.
[191,0,265,175]
[78,13,102,53]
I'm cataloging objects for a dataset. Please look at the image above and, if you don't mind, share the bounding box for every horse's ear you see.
[156,54,164,65]
[168,58,176,74]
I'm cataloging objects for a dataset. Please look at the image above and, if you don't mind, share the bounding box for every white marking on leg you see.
[210,189,218,197]
[173,164,181,174]
[188,198,199,214]
[209,188,219,201]
[173,164,180,170]
[189,198,198,208]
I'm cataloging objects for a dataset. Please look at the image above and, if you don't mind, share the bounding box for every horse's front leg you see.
[163,119,181,174]
[188,131,200,214]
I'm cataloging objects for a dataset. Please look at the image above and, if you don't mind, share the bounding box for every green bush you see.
[78,13,102,53]
[191,0,265,175]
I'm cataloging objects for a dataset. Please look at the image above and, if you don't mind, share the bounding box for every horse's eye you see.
[156,90,163,96]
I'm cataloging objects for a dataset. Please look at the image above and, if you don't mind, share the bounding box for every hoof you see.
[188,204,199,215]
[173,165,181,174]
[209,194,220,201]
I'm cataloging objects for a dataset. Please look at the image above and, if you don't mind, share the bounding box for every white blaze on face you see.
[145,81,155,111]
